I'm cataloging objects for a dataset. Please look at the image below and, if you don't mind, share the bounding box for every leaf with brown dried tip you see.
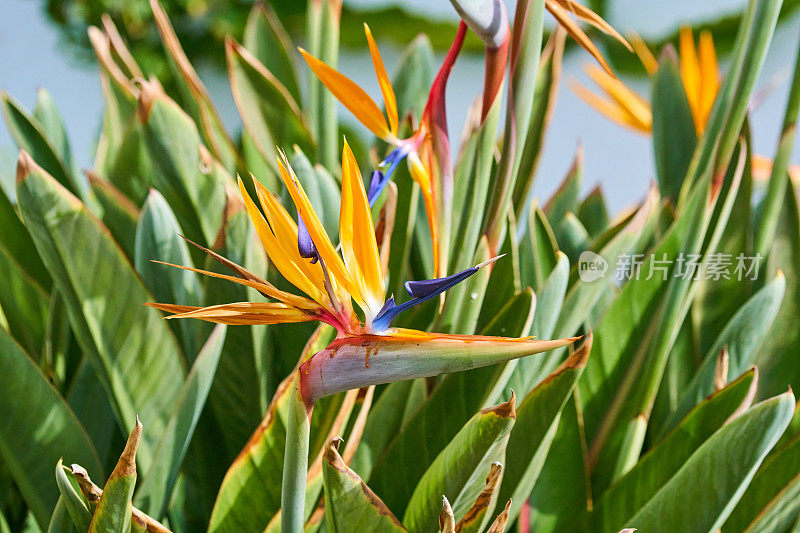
[149,0,238,169]
[403,394,517,532]
[440,495,456,533]
[89,418,141,532]
[322,437,406,532]
[486,499,511,532]
[455,462,503,533]
[70,464,170,533]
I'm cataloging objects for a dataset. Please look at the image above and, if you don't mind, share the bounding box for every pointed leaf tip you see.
[15,149,36,183]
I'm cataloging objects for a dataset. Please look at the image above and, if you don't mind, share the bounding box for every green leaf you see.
[506,252,569,396]
[0,185,49,290]
[392,35,435,123]
[135,325,226,519]
[759,179,800,396]
[621,392,795,532]
[207,376,292,532]
[527,395,591,532]
[32,88,72,171]
[55,460,91,533]
[544,148,583,230]
[46,498,73,533]
[402,396,517,532]
[499,335,591,523]
[138,83,227,247]
[16,153,186,469]
[593,369,758,532]
[651,50,697,202]
[0,239,49,357]
[754,41,800,257]
[521,204,558,292]
[89,420,141,533]
[135,189,206,360]
[1,93,82,197]
[577,187,610,239]
[87,173,139,261]
[288,146,340,238]
[322,438,406,533]
[243,3,300,104]
[0,328,101,529]
[227,39,314,173]
[726,406,800,532]
[513,29,565,216]
[553,212,590,265]
[659,275,785,437]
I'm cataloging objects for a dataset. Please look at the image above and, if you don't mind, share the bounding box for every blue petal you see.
[371,257,502,332]
[368,145,411,206]
[297,213,318,262]
[404,267,478,299]
[367,170,389,207]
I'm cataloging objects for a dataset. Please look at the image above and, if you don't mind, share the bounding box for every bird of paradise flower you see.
[571,26,799,181]
[299,0,630,278]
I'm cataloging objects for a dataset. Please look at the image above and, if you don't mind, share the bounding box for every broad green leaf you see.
[0,240,49,357]
[105,119,154,206]
[402,396,516,532]
[55,460,91,532]
[1,93,82,196]
[527,395,590,532]
[322,438,406,533]
[521,204,558,292]
[553,212,590,264]
[16,153,186,468]
[227,39,315,172]
[32,88,72,171]
[392,34,435,123]
[622,392,795,532]
[135,189,206,360]
[207,376,292,532]
[243,3,300,104]
[0,185,49,289]
[506,252,569,396]
[138,83,227,247]
[46,499,73,533]
[759,179,800,396]
[89,420,141,532]
[0,328,101,529]
[577,187,610,239]
[659,274,784,437]
[499,334,591,523]
[135,325,226,518]
[593,369,758,532]
[651,51,696,202]
[544,149,582,230]
[87,173,139,261]
[726,407,800,532]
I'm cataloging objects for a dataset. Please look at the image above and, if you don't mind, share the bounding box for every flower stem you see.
[281,372,311,533]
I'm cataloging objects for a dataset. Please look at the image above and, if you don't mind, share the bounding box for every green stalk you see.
[318,0,340,172]
[754,36,800,257]
[281,372,311,533]
[483,0,546,252]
